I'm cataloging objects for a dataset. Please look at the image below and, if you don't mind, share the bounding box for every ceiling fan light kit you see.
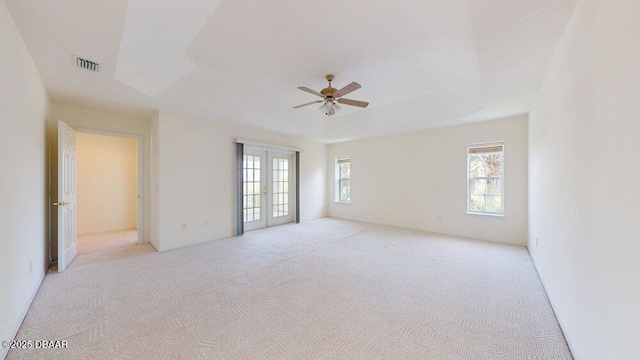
[319,99,342,116]
[294,74,369,116]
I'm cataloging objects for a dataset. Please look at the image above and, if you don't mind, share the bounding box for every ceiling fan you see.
[293,74,369,116]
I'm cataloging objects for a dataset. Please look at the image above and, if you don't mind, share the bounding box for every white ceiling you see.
[6,0,576,143]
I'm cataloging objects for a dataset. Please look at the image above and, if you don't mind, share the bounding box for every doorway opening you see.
[242,147,296,231]
[75,130,143,254]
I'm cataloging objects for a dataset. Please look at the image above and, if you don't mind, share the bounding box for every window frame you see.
[466,142,505,217]
[335,156,351,204]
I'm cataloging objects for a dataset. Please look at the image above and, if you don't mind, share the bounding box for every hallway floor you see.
[77,229,138,254]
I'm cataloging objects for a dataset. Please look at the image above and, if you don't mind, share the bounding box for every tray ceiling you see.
[6,0,576,142]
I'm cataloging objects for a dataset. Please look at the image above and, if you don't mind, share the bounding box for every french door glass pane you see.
[272,157,289,217]
[243,155,261,222]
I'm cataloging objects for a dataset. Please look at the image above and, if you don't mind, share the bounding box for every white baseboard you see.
[528,251,577,358]
[430,228,525,246]
[325,216,526,246]
[2,271,45,360]
[77,227,137,236]
[157,235,231,252]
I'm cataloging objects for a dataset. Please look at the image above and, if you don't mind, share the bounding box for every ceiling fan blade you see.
[335,82,361,98]
[297,86,324,98]
[337,98,369,108]
[293,100,323,109]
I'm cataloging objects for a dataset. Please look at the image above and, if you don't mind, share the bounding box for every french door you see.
[243,148,295,231]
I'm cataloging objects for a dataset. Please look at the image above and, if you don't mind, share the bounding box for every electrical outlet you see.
[536,238,539,247]
[29,261,33,274]
[437,215,442,221]
[181,223,187,230]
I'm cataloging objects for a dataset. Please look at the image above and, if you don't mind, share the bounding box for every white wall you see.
[76,133,137,234]
[327,116,528,245]
[0,2,49,359]
[49,103,151,247]
[529,0,640,358]
[150,112,160,250]
[152,110,327,251]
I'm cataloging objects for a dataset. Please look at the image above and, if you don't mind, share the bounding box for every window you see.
[467,143,504,215]
[336,157,350,203]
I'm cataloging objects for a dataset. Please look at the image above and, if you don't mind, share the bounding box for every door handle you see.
[53,201,69,207]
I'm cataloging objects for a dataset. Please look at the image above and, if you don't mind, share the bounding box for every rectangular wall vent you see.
[73,56,100,72]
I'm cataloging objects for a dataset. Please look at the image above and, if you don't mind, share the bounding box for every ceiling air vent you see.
[73,56,100,72]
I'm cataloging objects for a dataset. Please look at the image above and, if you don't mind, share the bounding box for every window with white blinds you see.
[336,157,350,203]
[467,143,504,215]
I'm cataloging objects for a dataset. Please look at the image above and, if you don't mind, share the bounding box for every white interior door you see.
[267,152,295,226]
[243,149,267,231]
[57,120,77,272]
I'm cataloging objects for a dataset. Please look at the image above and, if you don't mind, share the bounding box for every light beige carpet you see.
[8,219,571,359]
[77,229,138,254]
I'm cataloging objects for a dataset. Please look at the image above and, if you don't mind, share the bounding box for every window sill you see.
[335,201,351,205]
[467,211,504,218]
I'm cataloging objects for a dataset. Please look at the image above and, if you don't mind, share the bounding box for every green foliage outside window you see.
[468,151,503,214]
